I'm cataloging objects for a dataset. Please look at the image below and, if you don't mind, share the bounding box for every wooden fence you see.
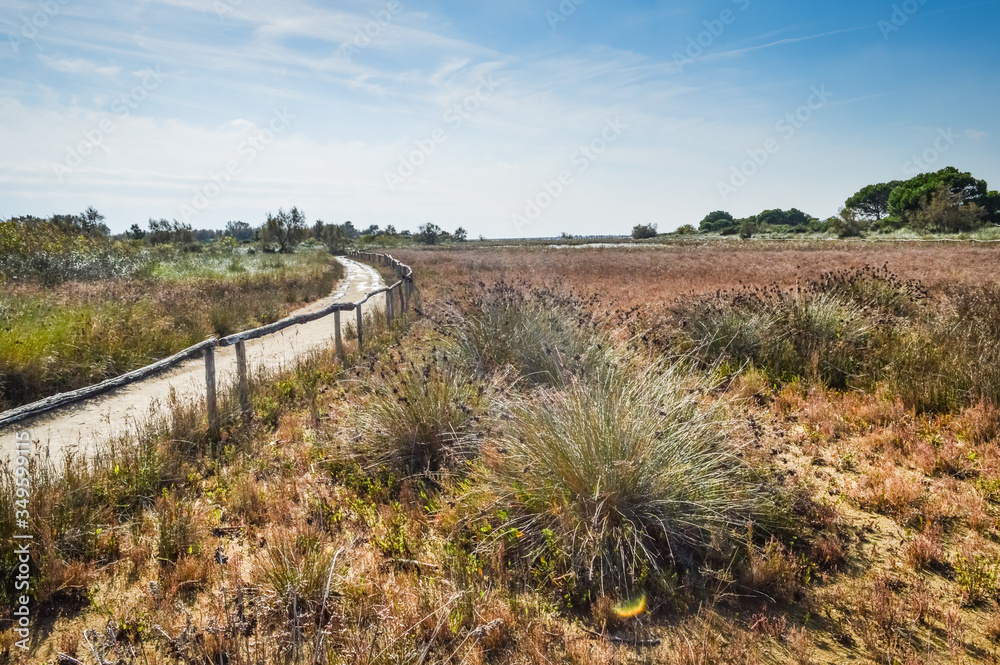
[0,253,414,436]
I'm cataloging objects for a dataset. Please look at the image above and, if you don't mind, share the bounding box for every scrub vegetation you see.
[4,240,1000,664]
[0,214,343,410]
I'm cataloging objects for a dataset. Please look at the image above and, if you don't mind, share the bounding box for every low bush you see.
[435,279,604,388]
[254,529,342,628]
[359,346,490,474]
[481,353,763,598]
[890,283,1000,412]
[672,265,924,390]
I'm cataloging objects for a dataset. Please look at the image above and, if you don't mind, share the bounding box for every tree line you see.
[682,166,1000,238]
[3,206,470,255]
[125,211,467,252]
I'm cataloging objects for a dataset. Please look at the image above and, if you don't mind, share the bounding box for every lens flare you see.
[613,595,646,619]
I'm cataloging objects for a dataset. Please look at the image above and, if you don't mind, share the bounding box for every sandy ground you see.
[0,257,385,460]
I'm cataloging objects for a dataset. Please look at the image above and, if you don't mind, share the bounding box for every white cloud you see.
[39,55,121,77]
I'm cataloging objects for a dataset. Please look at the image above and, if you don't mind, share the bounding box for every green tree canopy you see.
[225,220,254,242]
[698,211,735,232]
[752,208,816,228]
[416,222,443,244]
[844,181,903,221]
[632,223,658,239]
[315,221,348,253]
[262,207,306,253]
[147,218,194,245]
[983,191,1000,225]
[888,167,988,222]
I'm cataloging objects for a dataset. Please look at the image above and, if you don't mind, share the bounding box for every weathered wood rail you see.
[0,252,414,436]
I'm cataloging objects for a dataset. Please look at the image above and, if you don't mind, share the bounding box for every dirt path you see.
[0,257,384,459]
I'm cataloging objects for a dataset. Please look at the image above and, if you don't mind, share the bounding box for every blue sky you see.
[1,0,998,237]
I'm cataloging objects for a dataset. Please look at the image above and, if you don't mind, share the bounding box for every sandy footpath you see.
[0,257,384,459]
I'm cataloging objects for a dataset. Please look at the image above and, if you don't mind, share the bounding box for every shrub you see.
[631,223,658,239]
[436,280,602,388]
[482,355,762,598]
[830,208,870,238]
[678,289,869,388]
[254,530,342,627]
[891,283,1000,412]
[360,348,490,473]
[910,184,987,233]
[674,265,923,390]
[0,217,143,285]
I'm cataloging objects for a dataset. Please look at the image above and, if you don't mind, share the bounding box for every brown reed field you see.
[393,241,1000,306]
[6,240,1000,665]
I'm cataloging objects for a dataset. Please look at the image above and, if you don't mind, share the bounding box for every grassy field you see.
[0,248,344,411]
[5,240,1000,664]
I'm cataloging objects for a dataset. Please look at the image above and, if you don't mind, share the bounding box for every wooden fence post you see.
[356,305,364,352]
[235,340,250,420]
[334,309,345,363]
[385,288,394,325]
[355,305,365,353]
[205,344,219,439]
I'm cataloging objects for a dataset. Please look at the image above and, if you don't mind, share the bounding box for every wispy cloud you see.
[712,25,873,60]
[1,0,998,236]
[39,55,121,77]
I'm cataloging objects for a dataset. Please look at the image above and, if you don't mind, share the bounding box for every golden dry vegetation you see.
[5,240,1000,665]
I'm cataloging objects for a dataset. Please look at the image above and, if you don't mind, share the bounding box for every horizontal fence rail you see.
[0,252,414,435]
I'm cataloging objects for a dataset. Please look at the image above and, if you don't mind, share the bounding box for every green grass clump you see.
[482,354,761,598]
[437,279,602,387]
[360,345,489,474]
[675,265,922,389]
[891,283,1000,412]
[255,534,341,623]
